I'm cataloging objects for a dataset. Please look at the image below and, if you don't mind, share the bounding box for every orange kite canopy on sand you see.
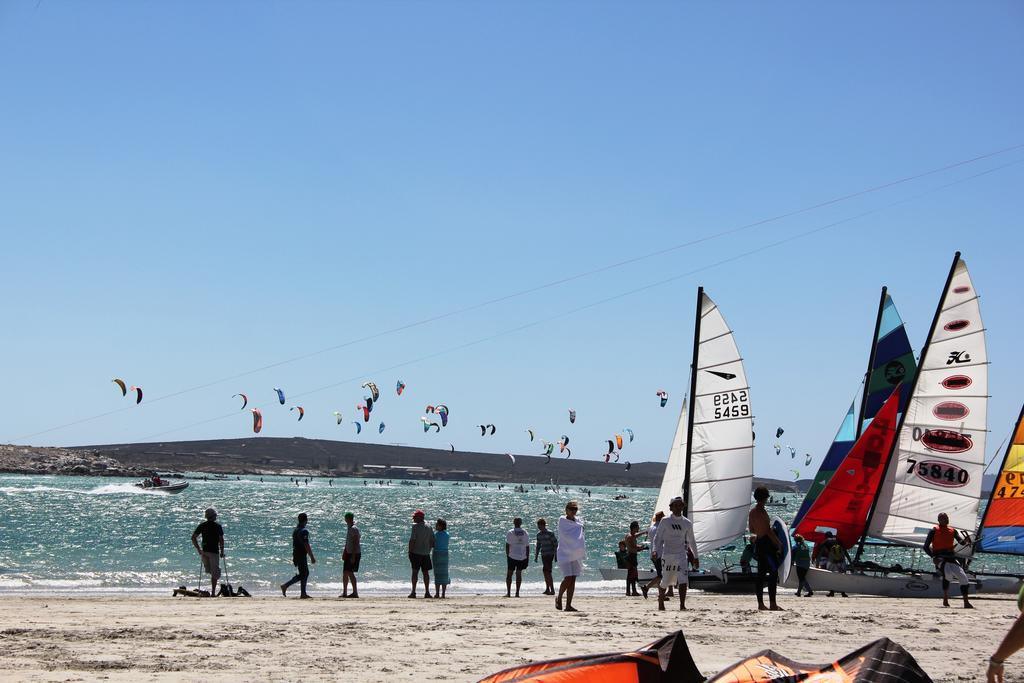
[479,632,932,683]
[478,630,703,683]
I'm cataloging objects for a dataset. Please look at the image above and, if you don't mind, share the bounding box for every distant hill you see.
[70,437,800,491]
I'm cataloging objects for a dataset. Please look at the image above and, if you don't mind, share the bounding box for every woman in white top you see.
[556,500,585,612]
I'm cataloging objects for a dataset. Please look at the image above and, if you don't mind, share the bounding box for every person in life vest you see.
[923,512,974,609]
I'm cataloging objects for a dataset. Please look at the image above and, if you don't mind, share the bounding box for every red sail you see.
[795,387,901,548]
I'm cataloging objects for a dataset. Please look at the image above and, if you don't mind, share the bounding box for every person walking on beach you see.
[924,512,974,609]
[408,510,434,598]
[340,512,360,599]
[433,519,450,598]
[281,512,316,598]
[792,533,813,597]
[535,518,558,595]
[505,517,530,598]
[556,500,585,612]
[641,511,672,598]
[191,507,224,596]
[649,497,697,611]
[622,521,647,597]
[749,486,782,611]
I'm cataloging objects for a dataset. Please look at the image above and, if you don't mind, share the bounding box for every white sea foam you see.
[0,483,164,496]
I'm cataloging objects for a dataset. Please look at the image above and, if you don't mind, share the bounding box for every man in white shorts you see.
[923,512,974,609]
[651,496,698,611]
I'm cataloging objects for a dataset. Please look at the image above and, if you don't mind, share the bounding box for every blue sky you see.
[1,2,1021,481]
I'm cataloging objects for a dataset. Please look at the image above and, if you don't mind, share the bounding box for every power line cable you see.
[131,157,1024,444]
[15,145,1023,442]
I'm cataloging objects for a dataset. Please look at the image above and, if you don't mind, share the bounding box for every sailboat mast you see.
[976,403,1024,545]
[855,252,961,562]
[682,286,703,517]
[855,286,888,439]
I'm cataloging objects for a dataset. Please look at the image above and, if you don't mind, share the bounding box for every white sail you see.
[688,293,755,554]
[869,257,988,545]
[653,398,688,519]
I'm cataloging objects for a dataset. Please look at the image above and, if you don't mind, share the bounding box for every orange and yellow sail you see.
[978,405,1024,554]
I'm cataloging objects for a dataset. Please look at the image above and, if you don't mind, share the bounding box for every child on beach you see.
[433,519,450,598]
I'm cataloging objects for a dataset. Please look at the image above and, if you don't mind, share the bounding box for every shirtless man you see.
[650,496,698,611]
[749,486,782,611]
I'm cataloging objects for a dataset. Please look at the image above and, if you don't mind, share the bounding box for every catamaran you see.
[788,252,1022,596]
[600,287,755,588]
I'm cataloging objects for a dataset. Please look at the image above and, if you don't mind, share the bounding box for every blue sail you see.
[861,293,916,431]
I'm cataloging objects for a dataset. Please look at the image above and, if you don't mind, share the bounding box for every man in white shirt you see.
[650,496,698,611]
[505,517,530,598]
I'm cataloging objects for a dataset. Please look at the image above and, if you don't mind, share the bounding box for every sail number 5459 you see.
[712,391,749,419]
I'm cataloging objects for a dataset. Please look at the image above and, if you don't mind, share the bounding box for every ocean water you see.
[3,474,1017,596]
[0,474,694,596]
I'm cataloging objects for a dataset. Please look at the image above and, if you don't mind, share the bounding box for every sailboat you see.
[975,405,1024,556]
[786,252,1020,596]
[793,287,916,530]
[600,287,754,588]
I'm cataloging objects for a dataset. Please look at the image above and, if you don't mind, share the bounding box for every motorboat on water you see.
[135,477,189,494]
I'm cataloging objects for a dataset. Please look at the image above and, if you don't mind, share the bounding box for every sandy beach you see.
[0,592,1018,682]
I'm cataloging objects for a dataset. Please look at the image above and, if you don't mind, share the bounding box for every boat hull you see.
[779,565,1021,597]
[136,482,189,494]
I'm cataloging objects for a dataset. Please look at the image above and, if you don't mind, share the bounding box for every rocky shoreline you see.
[0,444,153,478]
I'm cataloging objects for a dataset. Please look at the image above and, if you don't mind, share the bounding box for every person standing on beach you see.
[622,521,647,597]
[433,519,450,598]
[649,497,697,611]
[924,512,974,609]
[505,517,530,598]
[748,486,782,611]
[535,518,558,595]
[739,535,755,575]
[191,507,224,596]
[340,512,360,599]
[792,534,812,597]
[281,512,316,598]
[555,501,585,612]
[408,510,434,598]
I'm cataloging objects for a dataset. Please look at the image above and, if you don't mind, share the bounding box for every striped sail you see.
[653,398,689,519]
[793,399,857,528]
[862,292,917,431]
[869,257,988,545]
[977,406,1024,554]
[688,292,754,555]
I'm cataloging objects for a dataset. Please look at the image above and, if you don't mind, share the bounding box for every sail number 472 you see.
[712,391,749,419]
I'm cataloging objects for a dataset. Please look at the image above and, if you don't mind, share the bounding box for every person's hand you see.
[987,660,1003,682]
[311,557,317,564]
[220,552,225,558]
[693,560,699,570]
